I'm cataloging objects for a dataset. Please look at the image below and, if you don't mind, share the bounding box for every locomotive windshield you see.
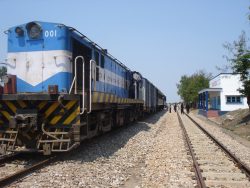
[26,22,42,39]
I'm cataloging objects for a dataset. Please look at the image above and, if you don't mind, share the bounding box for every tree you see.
[177,71,211,105]
[224,32,250,110]
[0,66,7,80]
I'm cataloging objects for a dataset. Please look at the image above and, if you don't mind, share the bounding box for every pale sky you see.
[0,0,249,102]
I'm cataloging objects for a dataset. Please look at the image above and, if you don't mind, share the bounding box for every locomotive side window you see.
[96,67,99,81]
[95,51,100,81]
[125,71,127,90]
[101,55,105,68]
[94,51,99,66]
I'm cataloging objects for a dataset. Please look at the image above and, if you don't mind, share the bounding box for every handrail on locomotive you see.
[69,56,85,114]
[69,56,96,115]
[88,60,96,114]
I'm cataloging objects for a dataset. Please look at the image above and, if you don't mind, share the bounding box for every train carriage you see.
[0,21,165,155]
[139,78,156,113]
[157,90,166,111]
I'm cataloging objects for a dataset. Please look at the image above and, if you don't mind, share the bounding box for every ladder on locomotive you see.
[37,129,71,155]
[0,128,18,154]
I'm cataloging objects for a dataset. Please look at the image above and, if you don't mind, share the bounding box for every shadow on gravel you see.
[64,110,167,163]
[140,110,167,124]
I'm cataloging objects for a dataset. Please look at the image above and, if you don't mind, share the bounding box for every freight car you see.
[139,78,166,113]
[0,21,166,155]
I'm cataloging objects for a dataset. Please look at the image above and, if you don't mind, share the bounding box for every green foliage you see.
[224,32,250,106]
[177,71,211,103]
[0,66,7,79]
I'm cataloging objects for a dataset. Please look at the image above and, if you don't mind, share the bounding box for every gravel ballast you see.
[9,111,196,188]
[190,112,250,169]
[7,110,250,188]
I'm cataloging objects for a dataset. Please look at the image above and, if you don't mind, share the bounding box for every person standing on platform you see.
[174,103,177,112]
[181,103,184,114]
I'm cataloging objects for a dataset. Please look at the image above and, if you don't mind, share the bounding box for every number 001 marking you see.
[45,30,57,38]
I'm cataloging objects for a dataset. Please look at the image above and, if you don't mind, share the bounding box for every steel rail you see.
[0,153,21,166]
[0,155,57,187]
[177,112,206,188]
[185,113,250,180]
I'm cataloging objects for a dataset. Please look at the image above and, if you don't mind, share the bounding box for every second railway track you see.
[177,111,250,188]
[0,153,57,187]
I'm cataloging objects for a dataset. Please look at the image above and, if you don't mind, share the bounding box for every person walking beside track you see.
[174,103,177,112]
[169,104,171,113]
[186,103,190,114]
[181,103,184,114]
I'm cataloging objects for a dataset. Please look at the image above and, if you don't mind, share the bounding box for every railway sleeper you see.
[205,180,250,188]
[197,159,233,166]
[195,156,229,161]
[202,171,248,181]
[200,165,241,172]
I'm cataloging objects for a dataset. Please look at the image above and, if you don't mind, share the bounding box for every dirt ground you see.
[193,108,250,146]
[212,109,250,141]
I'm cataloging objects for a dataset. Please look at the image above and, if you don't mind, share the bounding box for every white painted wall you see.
[209,74,248,111]
[7,50,72,86]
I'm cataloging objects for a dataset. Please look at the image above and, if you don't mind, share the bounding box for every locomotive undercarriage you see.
[0,94,143,155]
[0,94,81,155]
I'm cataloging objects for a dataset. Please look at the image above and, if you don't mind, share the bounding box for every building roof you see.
[210,73,239,81]
[198,88,222,94]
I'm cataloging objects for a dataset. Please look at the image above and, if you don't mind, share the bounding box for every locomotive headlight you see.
[15,27,24,36]
[26,22,42,39]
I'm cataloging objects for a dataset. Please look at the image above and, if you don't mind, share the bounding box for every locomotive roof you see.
[6,21,131,72]
[66,24,131,72]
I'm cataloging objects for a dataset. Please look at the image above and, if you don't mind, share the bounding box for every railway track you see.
[0,120,141,187]
[177,111,250,188]
[0,153,20,165]
[0,153,57,187]
[0,116,144,187]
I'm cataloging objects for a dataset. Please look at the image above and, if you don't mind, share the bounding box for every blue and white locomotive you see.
[0,21,166,155]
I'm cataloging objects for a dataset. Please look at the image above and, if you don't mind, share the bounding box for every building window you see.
[226,96,243,104]
[232,96,235,103]
[236,96,241,103]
